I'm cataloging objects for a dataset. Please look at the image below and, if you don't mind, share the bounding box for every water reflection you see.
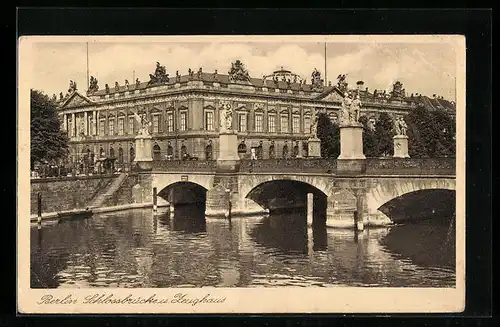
[31,207,455,288]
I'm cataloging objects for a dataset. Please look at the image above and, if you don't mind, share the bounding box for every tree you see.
[374,112,395,157]
[405,104,456,158]
[316,112,340,158]
[358,115,377,157]
[31,89,69,169]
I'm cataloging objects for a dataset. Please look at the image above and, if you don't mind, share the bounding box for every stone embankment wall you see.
[30,175,117,214]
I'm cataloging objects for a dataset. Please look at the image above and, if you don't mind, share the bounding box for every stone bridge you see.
[137,157,456,229]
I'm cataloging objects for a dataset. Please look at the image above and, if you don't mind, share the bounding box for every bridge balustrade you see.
[152,159,218,172]
[365,157,456,176]
[240,158,337,174]
[151,157,455,176]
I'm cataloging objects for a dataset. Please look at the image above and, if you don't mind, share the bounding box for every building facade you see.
[56,63,456,171]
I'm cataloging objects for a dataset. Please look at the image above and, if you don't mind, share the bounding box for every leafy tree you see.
[316,112,340,158]
[31,89,69,169]
[358,115,377,157]
[374,112,395,157]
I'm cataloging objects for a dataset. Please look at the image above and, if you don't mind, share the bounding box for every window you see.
[238,113,247,132]
[292,115,300,134]
[268,114,276,133]
[280,114,289,133]
[205,144,213,160]
[118,117,124,135]
[205,111,214,131]
[129,147,135,162]
[152,114,159,133]
[153,144,161,160]
[128,117,135,135]
[166,112,174,132]
[109,119,115,136]
[269,144,275,159]
[109,147,115,158]
[99,119,105,135]
[118,148,124,163]
[304,116,311,134]
[255,114,263,132]
[180,111,187,131]
[282,144,289,158]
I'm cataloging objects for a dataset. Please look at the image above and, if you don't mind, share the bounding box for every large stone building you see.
[55,61,455,170]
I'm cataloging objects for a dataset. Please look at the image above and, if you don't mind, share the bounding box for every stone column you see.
[63,114,67,132]
[84,111,88,135]
[71,113,76,137]
[307,193,313,227]
[93,111,97,135]
[355,191,366,231]
[393,135,410,158]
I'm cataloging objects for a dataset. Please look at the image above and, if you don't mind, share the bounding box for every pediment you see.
[316,87,345,103]
[60,92,94,108]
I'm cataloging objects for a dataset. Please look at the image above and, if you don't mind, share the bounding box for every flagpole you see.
[86,42,90,90]
[324,42,327,87]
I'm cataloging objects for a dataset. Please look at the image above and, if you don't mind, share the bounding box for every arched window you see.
[256,144,263,160]
[153,144,162,161]
[238,142,247,159]
[205,144,213,161]
[167,144,173,156]
[109,147,115,158]
[180,145,187,160]
[129,147,135,162]
[118,147,124,163]
[238,143,247,153]
[99,147,105,158]
[282,144,289,159]
[292,144,299,158]
[269,144,275,159]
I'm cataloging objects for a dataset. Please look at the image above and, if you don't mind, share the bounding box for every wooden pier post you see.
[153,187,158,213]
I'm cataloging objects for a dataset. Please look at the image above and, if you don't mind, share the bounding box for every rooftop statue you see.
[114,82,120,92]
[176,70,181,82]
[228,60,251,83]
[197,67,203,79]
[105,84,110,93]
[125,79,130,89]
[136,78,140,87]
[311,68,324,92]
[68,80,77,93]
[213,69,218,81]
[148,61,170,85]
[336,74,348,92]
[391,81,405,100]
[88,76,99,93]
[59,92,64,100]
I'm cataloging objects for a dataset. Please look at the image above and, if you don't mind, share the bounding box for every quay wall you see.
[30,174,117,214]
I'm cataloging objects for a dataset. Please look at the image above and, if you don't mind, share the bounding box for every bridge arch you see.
[157,181,208,206]
[366,178,456,222]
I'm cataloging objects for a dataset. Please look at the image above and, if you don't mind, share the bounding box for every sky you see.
[29,38,458,100]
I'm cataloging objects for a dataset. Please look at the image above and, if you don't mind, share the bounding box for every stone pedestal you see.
[134,134,153,170]
[307,137,321,158]
[337,124,366,174]
[393,135,410,158]
[217,131,240,172]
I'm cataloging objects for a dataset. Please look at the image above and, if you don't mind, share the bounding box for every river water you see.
[31,206,455,288]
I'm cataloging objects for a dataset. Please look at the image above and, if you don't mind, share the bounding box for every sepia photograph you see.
[17,35,466,313]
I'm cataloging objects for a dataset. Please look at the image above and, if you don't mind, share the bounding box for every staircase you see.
[88,173,128,208]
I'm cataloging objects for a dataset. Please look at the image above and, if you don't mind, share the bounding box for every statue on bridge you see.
[395,116,408,136]
[219,101,233,132]
[340,91,362,125]
[133,111,152,136]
